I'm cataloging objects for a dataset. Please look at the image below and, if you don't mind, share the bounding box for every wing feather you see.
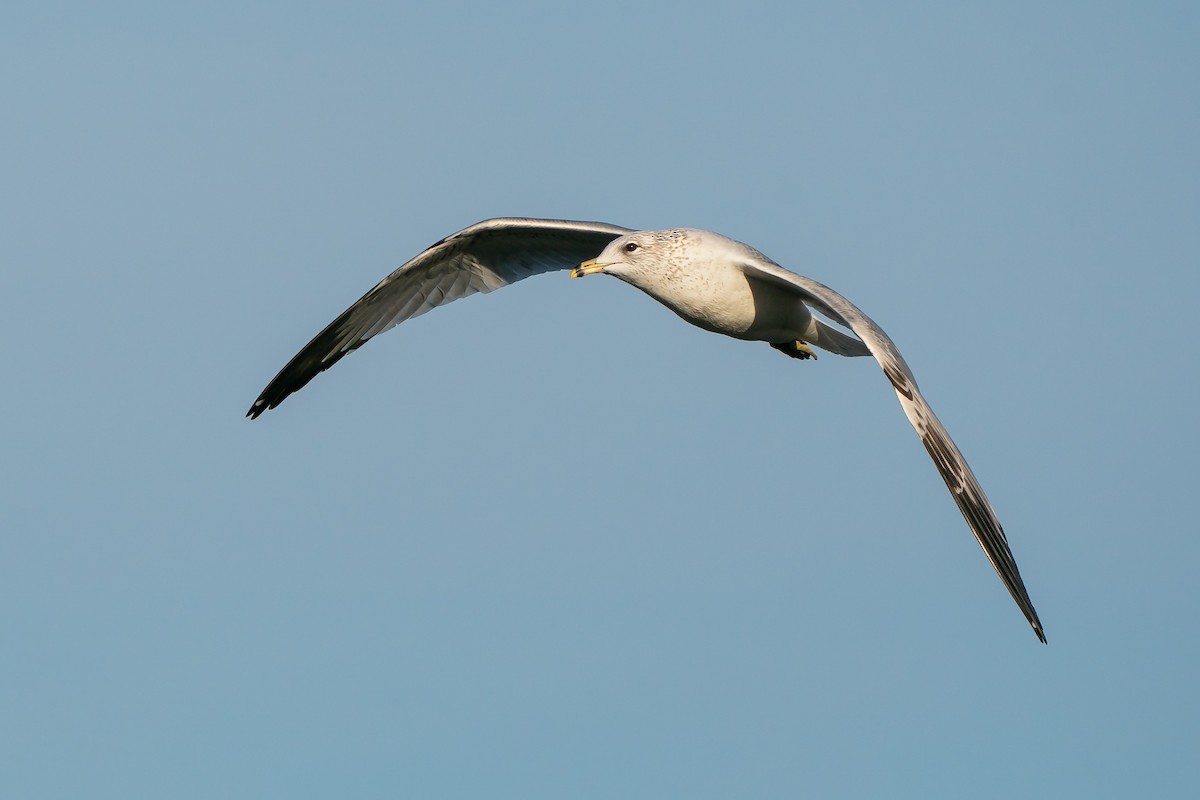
[742,258,1046,642]
[247,218,630,417]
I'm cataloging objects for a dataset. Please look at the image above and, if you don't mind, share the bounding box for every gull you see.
[248,217,1045,642]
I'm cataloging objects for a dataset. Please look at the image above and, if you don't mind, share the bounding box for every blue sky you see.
[3,2,1198,797]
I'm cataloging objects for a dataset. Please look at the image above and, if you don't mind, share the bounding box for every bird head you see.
[571,229,696,286]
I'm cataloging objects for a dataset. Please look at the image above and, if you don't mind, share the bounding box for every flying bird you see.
[248,217,1045,642]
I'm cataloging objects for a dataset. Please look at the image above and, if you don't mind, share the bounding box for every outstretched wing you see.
[742,258,1046,643]
[248,218,631,418]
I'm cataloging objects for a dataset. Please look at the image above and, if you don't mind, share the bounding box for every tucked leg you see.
[769,340,817,360]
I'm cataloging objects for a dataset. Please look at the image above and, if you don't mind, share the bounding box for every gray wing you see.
[742,258,1046,643]
[248,218,631,418]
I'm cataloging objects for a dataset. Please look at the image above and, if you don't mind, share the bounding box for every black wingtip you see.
[244,328,356,421]
[1019,591,1047,644]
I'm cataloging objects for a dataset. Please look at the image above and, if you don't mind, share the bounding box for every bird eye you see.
[623,242,639,253]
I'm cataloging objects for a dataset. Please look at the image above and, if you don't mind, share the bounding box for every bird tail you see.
[808,319,872,357]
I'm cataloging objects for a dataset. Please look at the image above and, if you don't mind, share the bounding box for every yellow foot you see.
[769,340,818,360]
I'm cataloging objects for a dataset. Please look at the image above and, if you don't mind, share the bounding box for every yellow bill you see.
[570,258,607,279]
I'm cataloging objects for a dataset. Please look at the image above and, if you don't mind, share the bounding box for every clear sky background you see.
[3,2,1197,798]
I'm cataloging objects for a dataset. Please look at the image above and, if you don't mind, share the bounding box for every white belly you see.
[632,266,812,343]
